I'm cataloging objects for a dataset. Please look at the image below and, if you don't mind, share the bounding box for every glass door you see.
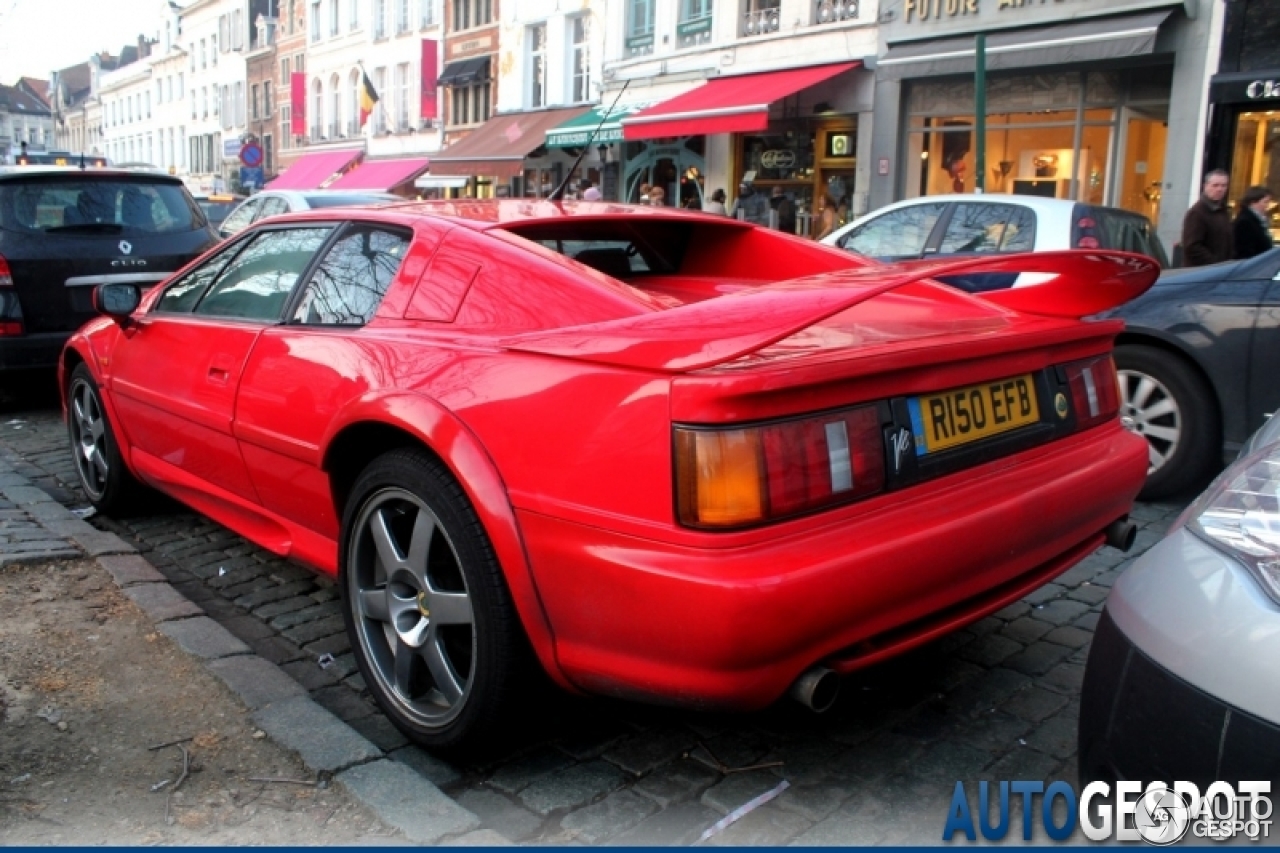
[1117,106,1168,223]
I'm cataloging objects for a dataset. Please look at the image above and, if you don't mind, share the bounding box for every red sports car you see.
[60,200,1154,754]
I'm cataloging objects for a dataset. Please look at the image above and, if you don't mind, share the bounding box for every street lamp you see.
[597,142,609,163]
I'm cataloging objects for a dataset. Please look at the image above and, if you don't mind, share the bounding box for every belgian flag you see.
[358,69,380,129]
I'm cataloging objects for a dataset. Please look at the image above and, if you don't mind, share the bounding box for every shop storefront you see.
[620,62,870,235]
[868,0,1218,251]
[1207,0,1280,211]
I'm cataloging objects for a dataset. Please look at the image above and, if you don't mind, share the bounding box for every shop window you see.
[742,0,780,36]
[1228,111,1280,227]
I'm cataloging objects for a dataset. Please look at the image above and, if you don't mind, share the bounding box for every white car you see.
[822,194,1167,290]
[217,189,401,239]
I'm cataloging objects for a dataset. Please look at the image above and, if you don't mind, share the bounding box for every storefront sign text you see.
[903,0,1082,23]
[1246,79,1280,100]
[761,150,797,169]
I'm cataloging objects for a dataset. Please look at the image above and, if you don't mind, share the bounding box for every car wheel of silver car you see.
[340,448,526,755]
[66,363,145,514]
[1115,344,1219,501]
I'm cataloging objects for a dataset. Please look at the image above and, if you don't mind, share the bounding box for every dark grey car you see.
[0,167,218,374]
[1100,247,1280,499]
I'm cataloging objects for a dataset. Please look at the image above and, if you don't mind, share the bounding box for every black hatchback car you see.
[0,167,218,374]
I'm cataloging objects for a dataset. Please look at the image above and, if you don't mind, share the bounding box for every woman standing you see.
[1233,185,1275,259]
[703,188,727,215]
[812,191,839,241]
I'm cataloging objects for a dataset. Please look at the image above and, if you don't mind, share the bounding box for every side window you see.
[938,203,1026,254]
[194,227,333,320]
[1000,206,1036,252]
[219,198,262,235]
[154,239,247,313]
[290,224,410,326]
[258,196,290,219]
[839,203,946,258]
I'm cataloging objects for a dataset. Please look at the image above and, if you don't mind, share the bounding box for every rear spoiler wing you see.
[502,250,1158,373]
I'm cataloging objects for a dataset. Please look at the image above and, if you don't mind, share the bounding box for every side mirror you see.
[93,283,141,320]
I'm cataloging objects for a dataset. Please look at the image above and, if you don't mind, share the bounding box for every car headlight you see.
[1182,444,1280,605]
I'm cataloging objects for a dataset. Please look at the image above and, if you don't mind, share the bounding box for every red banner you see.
[420,39,438,120]
[290,72,306,136]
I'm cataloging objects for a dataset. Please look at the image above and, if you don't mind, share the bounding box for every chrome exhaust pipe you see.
[1104,518,1137,552]
[789,666,840,713]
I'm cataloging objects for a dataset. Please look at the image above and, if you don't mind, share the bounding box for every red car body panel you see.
[61,201,1156,709]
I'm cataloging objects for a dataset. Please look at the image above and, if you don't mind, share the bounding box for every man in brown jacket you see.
[1181,170,1232,266]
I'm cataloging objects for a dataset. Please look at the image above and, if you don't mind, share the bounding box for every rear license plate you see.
[908,374,1039,455]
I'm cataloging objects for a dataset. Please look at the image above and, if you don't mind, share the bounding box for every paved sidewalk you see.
[0,441,493,845]
[0,410,1188,845]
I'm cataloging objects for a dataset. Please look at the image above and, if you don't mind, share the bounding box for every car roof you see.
[0,166,185,184]
[238,199,744,230]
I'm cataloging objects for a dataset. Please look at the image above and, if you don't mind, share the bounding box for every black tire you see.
[339,448,526,756]
[66,363,147,513]
[1115,345,1220,501]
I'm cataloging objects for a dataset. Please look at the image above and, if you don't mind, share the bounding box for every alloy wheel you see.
[69,378,110,500]
[1118,368,1182,475]
[347,487,476,728]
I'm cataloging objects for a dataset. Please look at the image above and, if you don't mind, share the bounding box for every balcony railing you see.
[742,5,780,36]
[814,0,858,24]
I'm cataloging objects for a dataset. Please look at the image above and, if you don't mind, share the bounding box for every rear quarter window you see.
[1084,206,1169,267]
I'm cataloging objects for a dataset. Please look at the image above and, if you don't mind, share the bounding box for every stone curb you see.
[0,457,480,844]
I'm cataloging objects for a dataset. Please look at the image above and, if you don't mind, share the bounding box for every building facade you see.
[0,84,54,162]
[868,0,1224,252]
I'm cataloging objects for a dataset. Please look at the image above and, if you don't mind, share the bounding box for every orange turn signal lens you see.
[676,429,764,527]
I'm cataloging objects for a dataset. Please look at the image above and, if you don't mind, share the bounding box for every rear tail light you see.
[675,405,885,528]
[0,254,23,337]
[1063,354,1120,430]
[1074,215,1101,249]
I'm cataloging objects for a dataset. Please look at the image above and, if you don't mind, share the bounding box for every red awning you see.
[326,157,430,191]
[266,149,363,190]
[429,106,589,177]
[622,62,861,141]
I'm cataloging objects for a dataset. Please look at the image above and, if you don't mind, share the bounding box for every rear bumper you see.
[0,332,70,372]
[518,424,1148,710]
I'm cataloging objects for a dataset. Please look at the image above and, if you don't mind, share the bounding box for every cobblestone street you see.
[0,400,1187,845]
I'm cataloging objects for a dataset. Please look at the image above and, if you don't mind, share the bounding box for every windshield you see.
[0,178,203,234]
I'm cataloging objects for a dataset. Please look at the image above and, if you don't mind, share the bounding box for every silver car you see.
[217,189,400,239]
[1079,411,1280,784]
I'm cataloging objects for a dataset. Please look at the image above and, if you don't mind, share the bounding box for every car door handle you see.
[208,366,230,384]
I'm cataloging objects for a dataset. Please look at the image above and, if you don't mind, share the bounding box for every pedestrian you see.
[1233,184,1274,259]
[770,186,796,235]
[582,186,602,201]
[638,182,651,204]
[648,186,665,206]
[703,188,727,215]
[731,181,768,225]
[1180,169,1232,266]
[812,191,839,241]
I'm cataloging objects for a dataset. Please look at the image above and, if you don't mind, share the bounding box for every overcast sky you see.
[0,0,164,84]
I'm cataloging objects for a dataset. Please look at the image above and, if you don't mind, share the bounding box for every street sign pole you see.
[975,33,986,194]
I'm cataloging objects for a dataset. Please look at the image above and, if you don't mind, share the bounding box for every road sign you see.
[239,142,264,168]
[239,166,265,190]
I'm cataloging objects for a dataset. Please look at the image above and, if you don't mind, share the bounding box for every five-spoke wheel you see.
[340,448,525,753]
[66,363,143,512]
